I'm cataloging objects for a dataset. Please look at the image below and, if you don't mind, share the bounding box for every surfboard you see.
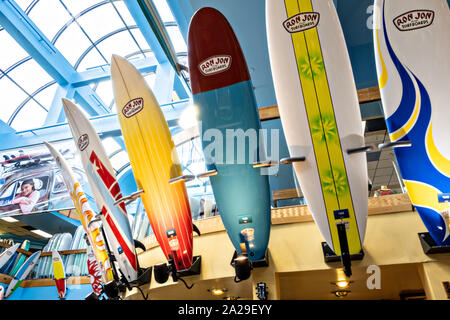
[111,54,194,272]
[5,251,41,298]
[188,7,272,262]
[0,243,20,270]
[0,285,4,300]
[266,0,368,257]
[52,249,66,299]
[45,141,113,282]
[373,0,450,246]
[62,98,138,283]
[86,239,103,295]
[9,240,30,276]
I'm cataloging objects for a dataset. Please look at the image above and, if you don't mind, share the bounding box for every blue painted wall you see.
[0,281,92,300]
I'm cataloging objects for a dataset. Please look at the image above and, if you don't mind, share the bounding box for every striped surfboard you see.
[62,98,138,283]
[266,0,369,256]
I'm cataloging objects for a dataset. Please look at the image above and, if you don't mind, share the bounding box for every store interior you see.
[0,0,449,301]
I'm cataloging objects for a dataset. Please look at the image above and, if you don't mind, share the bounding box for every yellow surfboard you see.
[111,55,194,271]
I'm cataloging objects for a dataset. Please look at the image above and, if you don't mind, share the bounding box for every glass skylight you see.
[0,0,187,133]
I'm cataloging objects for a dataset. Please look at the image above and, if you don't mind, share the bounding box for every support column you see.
[418,261,450,300]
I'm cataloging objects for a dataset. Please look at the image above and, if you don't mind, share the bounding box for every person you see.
[12,179,40,214]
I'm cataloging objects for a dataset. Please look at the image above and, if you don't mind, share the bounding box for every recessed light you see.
[1,217,19,223]
[333,290,350,298]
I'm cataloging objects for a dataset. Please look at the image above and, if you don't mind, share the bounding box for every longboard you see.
[111,55,194,272]
[51,249,66,299]
[373,0,450,246]
[188,7,271,262]
[0,243,20,270]
[62,98,138,283]
[45,141,114,282]
[266,0,368,257]
[5,251,41,298]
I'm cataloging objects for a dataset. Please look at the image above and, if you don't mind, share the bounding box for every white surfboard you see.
[45,141,114,282]
[0,243,20,270]
[62,98,138,283]
[373,0,450,245]
[266,0,368,256]
[5,251,41,298]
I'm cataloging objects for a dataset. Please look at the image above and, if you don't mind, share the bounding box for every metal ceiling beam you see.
[70,56,159,88]
[123,0,192,100]
[0,100,190,151]
[166,0,194,43]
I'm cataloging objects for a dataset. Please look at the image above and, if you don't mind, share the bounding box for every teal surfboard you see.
[188,8,271,262]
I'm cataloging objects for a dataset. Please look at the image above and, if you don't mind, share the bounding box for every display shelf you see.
[0,274,90,287]
[140,193,413,252]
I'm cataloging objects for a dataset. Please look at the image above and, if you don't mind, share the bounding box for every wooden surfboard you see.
[62,98,138,283]
[111,55,194,272]
[266,0,368,256]
[188,7,271,262]
[373,0,450,246]
[51,249,66,299]
[45,142,114,282]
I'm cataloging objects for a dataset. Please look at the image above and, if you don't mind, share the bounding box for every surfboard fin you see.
[134,239,146,252]
[346,145,374,154]
[280,156,306,165]
[113,190,144,206]
[378,140,412,150]
[193,224,201,236]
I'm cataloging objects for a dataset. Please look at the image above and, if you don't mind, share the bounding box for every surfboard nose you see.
[188,7,250,94]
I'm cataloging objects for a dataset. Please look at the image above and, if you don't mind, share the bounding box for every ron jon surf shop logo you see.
[198,55,232,76]
[78,134,89,151]
[122,97,144,118]
[393,10,434,31]
[283,12,320,33]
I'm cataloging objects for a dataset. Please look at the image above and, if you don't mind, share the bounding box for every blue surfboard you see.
[188,7,271,263]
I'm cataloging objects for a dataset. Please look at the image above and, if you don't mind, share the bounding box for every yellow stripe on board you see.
[375,7,388,89]
[285,0,361,255]
[389,86,420,141]
[426,123,450,177]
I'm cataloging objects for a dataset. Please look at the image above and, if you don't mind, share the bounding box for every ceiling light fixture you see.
[31,229,53,238]
[333,289,350,298]
[0,217,19,223]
